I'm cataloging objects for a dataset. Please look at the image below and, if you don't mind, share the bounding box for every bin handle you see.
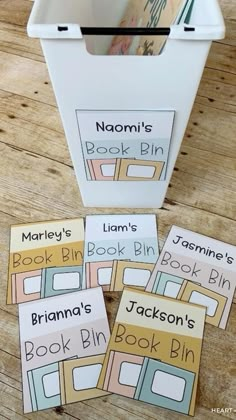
[81,24,225,40]
[81,27,171,36]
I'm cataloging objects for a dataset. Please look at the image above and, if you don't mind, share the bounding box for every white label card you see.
[76,110,175,182]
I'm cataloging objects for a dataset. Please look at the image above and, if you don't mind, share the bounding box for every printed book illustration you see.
[19,287,110,413]
[146,226,236,329]
[108,0,188,56]
[7,218,84,304]
[176,0,195,24]
[76,110,175,182]
[98,288,206,416]
[83,214,158,291]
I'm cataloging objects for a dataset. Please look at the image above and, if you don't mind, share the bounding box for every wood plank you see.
[203,66,236,86]
[219,0,236,18]
[168,148,236,219]
[0,52,55,106]
[100,395,231,420]
[0,1,32,27]
[0,386,74,419]
[198,76,236,109]
[207,42,236,75]
[184,100,236,159]
[0,90,71,166]
[0,23,44,62]
[218,19,236,46]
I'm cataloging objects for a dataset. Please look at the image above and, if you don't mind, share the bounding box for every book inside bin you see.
[27,0,225,208]
[85,0,196,56]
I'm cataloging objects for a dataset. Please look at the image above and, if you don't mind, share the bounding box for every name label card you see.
[76,110,175,182]
[98,288,205,416]
[146,226,236,329]
[8,218,84,304]
[83,214,158,291]
[19,287,110,413]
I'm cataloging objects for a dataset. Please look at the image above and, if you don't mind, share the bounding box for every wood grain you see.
[0,1,235,419]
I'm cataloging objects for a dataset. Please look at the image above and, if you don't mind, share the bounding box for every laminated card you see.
[146,226,236,329]
[19,287,110,413]
[83,214,158,291]
[76,110,175,182]
[7,218,84,304]
[98,288,206,416]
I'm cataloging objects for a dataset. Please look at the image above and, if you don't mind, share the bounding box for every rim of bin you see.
[27,22,225,41]
[27,0,225,41]
[27,23,225,40]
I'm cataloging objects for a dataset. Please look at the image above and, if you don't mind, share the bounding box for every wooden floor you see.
[0,1,235,419]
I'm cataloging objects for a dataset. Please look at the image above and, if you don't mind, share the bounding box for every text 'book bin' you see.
[28,0,225,208]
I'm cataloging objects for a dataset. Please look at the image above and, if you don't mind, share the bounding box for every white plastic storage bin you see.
[28,0,225,208]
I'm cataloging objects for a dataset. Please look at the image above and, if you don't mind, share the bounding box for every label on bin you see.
[76,110,175,182]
